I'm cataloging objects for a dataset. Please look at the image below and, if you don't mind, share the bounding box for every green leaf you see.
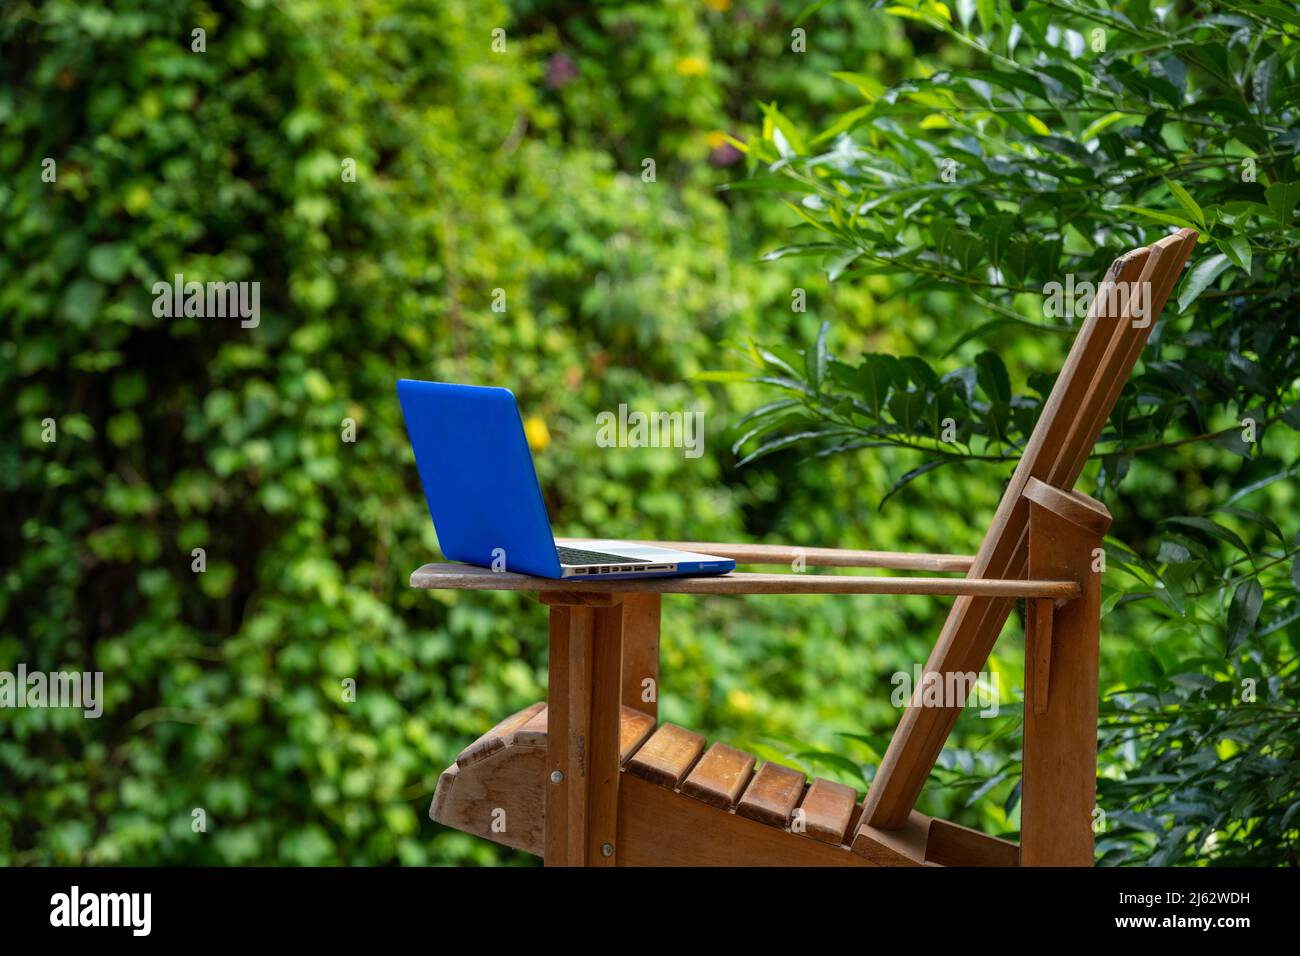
[1110,204,1199,232]
[974,351,1011,403]
[1264,181,1300,222]
[806,320,830,392]
[1226,579,1263,654]
[759,242,840,262]
[693,369,753,383]
[1212,506,1283,544]
[1177,253,1232,312]
[734,428,848,467]
[1164,179,1205,229]
[830,71,886,101]
[858,354,903,415]
[1216,235,1252,274]
[1224,465,1300,505]
[87,243,132,283]
[827,248,863,281]
[1252,54,1277,116]
[812,103,876,144]
[794,750,867,781]
[794,0,834,26]
[880,458,950,509]
[1163,515,1252,556]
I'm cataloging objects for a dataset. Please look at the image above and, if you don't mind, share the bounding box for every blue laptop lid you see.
[397,380,563,578]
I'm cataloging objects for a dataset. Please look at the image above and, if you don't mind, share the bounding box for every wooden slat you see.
[557,538,975,572]
[862,229,1197,832]
[736,761,806,829]
[618,708,656,764]
[625,724,706,789]
[512,705,549,749]
[680,743,757,810]
[512,704,655,764]
[618,774,871,867]
[1051,230,1198,487]
[455,702,546,768]
[797,778,858,845]
[411,563,1079,598]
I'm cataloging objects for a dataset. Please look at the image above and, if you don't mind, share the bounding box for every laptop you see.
[396,380,736,580]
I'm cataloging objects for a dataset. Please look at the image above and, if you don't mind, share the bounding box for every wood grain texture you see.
[433,719,1020,865]
[853,809,931,866]
[620,593,660,718]
[508,704,653,763]
[411,563,1079,598]
[556,538,974,572]
[617,773,871,867]
[543,606,586,866]
[455,701,546,768]
[617,708,656,764]
[430,748,547,856]
[625,723,706,789]
[1021,500,1103,866]
[1051,230,1197,488]
[1022,478,1112,536]
[537,590,623,607]
[735,761,806,829]
[925,817,1020,867]
[680,743,757,810]
[584,605,624,866]
[862,230,1196,833]
[512,705,549,749]
[797,778,858,845]
[1029,597,1054,717]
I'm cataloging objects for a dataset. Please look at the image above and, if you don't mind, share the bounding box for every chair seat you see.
[432,702,864,855]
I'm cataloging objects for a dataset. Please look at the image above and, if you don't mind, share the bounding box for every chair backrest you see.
[863,228,1199,830]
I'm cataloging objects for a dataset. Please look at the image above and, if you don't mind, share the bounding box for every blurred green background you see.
[2,0,1296,866]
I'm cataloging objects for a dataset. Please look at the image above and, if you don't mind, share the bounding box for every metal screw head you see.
[550,770,563,784]
[600,843,614,858]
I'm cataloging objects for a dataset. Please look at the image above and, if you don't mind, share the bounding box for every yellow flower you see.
[675,56,708,77]
[706,130,729,149]
[705,0,732,10]
[726,687,755,714]
[523,415,550,452]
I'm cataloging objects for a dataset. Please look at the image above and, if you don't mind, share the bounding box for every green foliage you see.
[3,0,1294,868]
[728,0,1300,863]
[0,0,962,865]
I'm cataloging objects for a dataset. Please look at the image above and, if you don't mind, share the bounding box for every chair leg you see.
[539,593,625,867]
[1021,491,1109,866]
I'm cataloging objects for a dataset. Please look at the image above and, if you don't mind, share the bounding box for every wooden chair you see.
[417,228,1197,866]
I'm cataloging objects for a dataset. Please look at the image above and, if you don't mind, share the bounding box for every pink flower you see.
[545,54,576,89]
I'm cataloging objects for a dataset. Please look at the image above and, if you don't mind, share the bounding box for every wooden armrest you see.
[554,538,974,573]
[409,563,1079,599]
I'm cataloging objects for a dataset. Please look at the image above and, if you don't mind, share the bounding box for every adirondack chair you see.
[416,228,1197,866]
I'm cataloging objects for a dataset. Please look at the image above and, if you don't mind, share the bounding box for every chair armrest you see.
[409,563,1079,599]
[554,538,975,573]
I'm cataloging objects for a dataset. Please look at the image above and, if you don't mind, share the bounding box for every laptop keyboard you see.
[556,546,651,566]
